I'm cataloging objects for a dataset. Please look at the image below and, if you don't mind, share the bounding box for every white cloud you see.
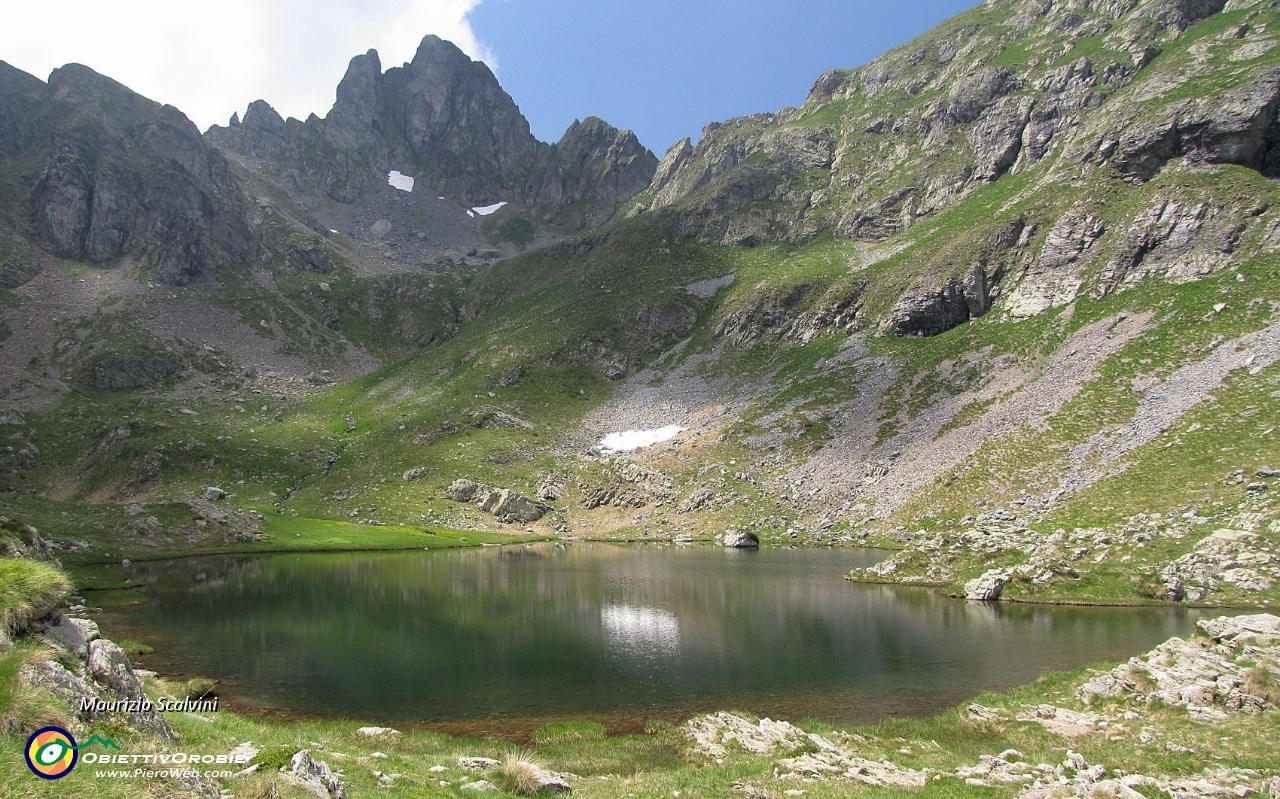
[0,0,493,131]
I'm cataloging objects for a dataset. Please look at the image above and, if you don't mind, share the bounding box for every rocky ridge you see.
[206,36,657,229]
[0,62,256,286]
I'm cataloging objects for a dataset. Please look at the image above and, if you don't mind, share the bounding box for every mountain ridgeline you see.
[205,36,658,229]
[1,0,1279,609]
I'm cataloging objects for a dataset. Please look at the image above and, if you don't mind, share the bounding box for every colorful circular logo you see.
[25,726,77,780]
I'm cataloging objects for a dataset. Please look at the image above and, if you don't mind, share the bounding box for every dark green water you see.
[99,543,1210,734]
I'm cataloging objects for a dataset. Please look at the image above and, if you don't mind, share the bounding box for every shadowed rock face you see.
[0,62,256,285]
[206,36,657,228]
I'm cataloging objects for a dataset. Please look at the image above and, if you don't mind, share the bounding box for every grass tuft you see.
[1244,661,1280,708]
[0,644,73,736]
[491,752,554,796]
[0,558,70,635]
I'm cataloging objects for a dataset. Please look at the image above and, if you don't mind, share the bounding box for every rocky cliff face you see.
[628,0,1280,336]
[206,36,657,229]
[0,62,256,286]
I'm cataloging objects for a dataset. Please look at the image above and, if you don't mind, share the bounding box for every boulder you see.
[356,726,401,737]
[204,487,227,501]
[402,466,427,482]
[722,530,760,549]
[229,742,260,762]
[19,659,100,717]
[41,616,99,661]
[485,489,546,523]
[964,569,1011,601]
[445,478,481,502]
[446,479,546,523]
[458,757,500,769]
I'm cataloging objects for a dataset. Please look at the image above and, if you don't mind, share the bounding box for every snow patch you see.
[466,210,476,218]
[598,425,686,454]
[328,229,338,234]
[471,201,507,216]
[387,170,415,192]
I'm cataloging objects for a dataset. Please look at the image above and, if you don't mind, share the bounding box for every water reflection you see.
[601,605,681,657]
[99,543,1209,729]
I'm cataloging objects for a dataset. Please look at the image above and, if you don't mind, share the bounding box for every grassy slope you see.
[5,164,1278,604]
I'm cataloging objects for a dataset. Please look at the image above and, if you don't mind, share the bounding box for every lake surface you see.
[99,543,1212,736]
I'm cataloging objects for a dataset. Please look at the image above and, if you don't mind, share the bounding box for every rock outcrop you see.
[889,268,990,337]
[445,478,546,523]
[1158,528,1279,600]
[289,750,347,799]
[621,0,1280,331]
[20,611,177,742]
[685,712,927,788]
[577,459,674,509]
[0,62,256,285]
[1078,613,1280,720]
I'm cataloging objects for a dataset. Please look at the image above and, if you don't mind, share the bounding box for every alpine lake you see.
[94,543,1214,739]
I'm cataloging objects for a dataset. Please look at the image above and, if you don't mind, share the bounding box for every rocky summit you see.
[206,35,657,226]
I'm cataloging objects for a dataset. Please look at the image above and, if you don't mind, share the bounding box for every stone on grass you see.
[289,750,346,799]
[458,757,499,769]
[460,780,499,792]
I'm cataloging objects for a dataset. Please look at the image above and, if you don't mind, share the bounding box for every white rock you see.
[356,726,401,737]
[458,757,499,769]
[460,780,499,792]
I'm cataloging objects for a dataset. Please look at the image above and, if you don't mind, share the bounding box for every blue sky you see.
[3,0,979,154]
[471,0,981,154]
